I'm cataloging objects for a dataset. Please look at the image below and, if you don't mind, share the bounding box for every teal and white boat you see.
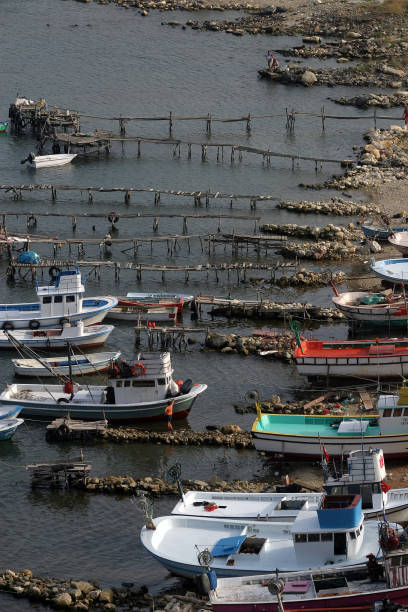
[251,385,408,459]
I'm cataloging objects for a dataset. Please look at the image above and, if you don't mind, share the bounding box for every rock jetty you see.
[334,92,408,109]
[269,268,346,287]
[261,222,362,241]
[280,240,362,261]
[209,301,344,320]
[206,330,297,359]
[103,425,254,448]
[0,568,209,611]
[278,198,380,216]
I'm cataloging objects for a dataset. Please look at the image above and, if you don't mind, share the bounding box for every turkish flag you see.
[381,481,391,493]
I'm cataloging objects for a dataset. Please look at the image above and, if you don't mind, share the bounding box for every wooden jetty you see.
[141,326,209,350]
[9,99,80,135]
[46,417,108,442]
[0,183,278,210]
[195,295,323,320]
[48,131,354,170]
[207,232,286,255]
[27,454,91,488]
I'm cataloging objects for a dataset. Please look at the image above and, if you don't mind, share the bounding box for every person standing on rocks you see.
[266,50,273,68]
[165,400,174,431]
[404,105,408,127]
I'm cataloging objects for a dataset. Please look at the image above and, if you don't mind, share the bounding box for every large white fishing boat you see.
[0,268,117,330]
[171,448,408,523]
[141,494,387,578]
[251,385,408,458]
[0,352,207,422]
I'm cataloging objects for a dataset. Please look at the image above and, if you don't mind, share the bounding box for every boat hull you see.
[371,258,408,284]
[12,351,120,377]
[252,430,408,459]
[27,154,77,168]
[296,354,408,379]
[0,296,117,329]
[0,385,207,422]
[0,418,24,440]
[0,326,113,349]
[107,308,177,322]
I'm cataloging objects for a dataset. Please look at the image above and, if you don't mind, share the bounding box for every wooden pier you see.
[0,183,278,210]
[27,455,91,488]
[9,99,80,135]
[141,326,209,350]
[46,418,108,442]
[195,295,324,320]
[207,232,286,255]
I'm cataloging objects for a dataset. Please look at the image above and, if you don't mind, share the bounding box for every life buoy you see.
[29,319,40,330]
[2,321,14,331]
[131,362,146,377]
[59,317,69,326]
[49,266,61,279]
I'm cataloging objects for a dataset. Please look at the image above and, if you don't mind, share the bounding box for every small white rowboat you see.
[389,231,408,256]
[12,351,121,377]
[25,154,77,169]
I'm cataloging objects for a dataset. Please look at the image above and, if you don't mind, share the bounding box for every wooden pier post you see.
[206,113,212,135]
[246,113,251,133]
[169,111,173,135]
[321,105,326,132]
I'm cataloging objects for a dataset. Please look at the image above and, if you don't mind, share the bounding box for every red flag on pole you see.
[381,481,391,493]
[322,444,330,463]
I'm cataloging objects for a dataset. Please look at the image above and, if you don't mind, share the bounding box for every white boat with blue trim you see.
[0,268,117,330]
[371,258,408,284]
[332,289,408,328]
[0,418,24,440]
[0,351,207,422]
[171,448,408,524]
[12,350,121,377]
[141,494,386,578]
[0,321,114,350]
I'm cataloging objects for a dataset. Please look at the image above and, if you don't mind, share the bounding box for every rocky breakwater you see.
[78,474,279,496]
[103,424,253,448]
[280,240,362,261]
[310,125,408,191]
[259,63,408,89]
[334,91,408,109]
[0,568,209,611]
[261,222,362,241]
[270,268,346,287]
[206,330,297,359]
[94,0,261,13]
[277,37,408,62]
[183,7,288,35]
[210,301,344,320]
[278,198,380,216]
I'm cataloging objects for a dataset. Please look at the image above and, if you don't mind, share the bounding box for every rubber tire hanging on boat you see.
[57,398,70,404]
[6,266,15,280]
[2,321,14,331]
[59,317,69,327]
[49,266,61,279]
[28,319,40,330]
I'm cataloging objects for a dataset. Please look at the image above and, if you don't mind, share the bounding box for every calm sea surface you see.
[0,1,401,607]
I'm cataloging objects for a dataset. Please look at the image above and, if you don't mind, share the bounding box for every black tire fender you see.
[49,266,60,279]
[29,319,40,330]
[59,317,69,327]
[2,321,14,331]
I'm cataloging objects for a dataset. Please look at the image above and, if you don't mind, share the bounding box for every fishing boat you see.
[0,268,117,330]
[0,351,207,422]
[171,448,408,523]
[12,350,121,377]
[389,231,408,256]
[0,405,22,419]
[141,494,387,578]
[251,384,408,458]
[0,121,8,133]
[0,322,113,350]
[126,292,194,307]
[332,288,408,327]
[0,418,24,440]
[362,220,408,240]
[107,304,179,322]
[294,337,408,379]
[209,525,408,611]
[21,153,77,169]
[371,258,408,284]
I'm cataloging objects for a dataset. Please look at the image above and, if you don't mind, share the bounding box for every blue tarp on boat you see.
[212,535,246,557]
[17,251,40,264]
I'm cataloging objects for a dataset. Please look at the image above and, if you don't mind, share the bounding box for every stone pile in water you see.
[280,240,362,261]
[210,301,344,320]
[278,198,380,216]
[0,568,209,611]
[206,331,297,359]
[334,92,408,109]
[271,269,346,287]
[261,222,362,241]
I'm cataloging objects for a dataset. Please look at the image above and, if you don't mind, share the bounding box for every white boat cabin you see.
[37,269,84,318]
[292,494,364,565]
[324,448,387,511]
[376,386,408,435]
[106,352,179,404]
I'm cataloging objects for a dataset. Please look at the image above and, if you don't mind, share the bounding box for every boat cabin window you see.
[390,555,408,567]
[124,380,131,387]
[404,408,408,416]
[350,531,356,540]
[372,483,381,494]
[394,408,403,417]
[308,534,319,542]
[321,533,333,541]
[43,296,52,304]
[239,537,266,554]
[54,296,63,303]
[116,381,123,388]
[132,380,155,387]
[66,295,75,303]
[295,534,307,543]
[158,378,166,385]
[383,409,392,417]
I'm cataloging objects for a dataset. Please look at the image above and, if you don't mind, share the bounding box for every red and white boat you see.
[210,524,408,611]
[295,337,408,379]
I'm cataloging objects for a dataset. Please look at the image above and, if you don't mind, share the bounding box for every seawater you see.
[0,1,398,606]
